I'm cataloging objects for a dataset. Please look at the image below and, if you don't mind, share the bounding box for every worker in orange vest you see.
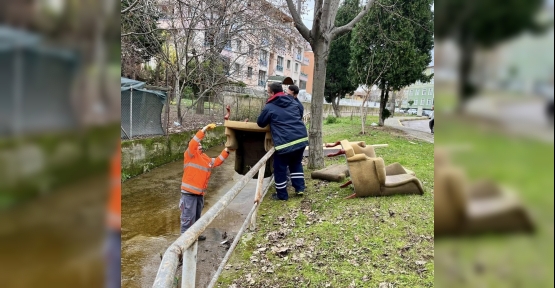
[106,141,121,288]
[180,123,234,239]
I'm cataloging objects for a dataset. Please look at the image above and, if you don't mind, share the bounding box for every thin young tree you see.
[285,0,378,169]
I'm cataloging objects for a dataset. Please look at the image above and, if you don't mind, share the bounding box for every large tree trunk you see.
[457,36,476,113]
[307,42,330,169]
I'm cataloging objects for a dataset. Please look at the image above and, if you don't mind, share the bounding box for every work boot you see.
[296,191,304,196]
[271,193,287,201]
[198,235,207,241]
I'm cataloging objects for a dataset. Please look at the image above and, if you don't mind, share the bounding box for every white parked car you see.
[407,108,417,115]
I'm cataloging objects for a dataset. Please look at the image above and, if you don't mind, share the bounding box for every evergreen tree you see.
[435,0,544,110]
[325,0,361,117]
[350,0,434,126]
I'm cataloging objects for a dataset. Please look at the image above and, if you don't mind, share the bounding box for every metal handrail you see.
[152,147,276,288]
[206,173,275,288]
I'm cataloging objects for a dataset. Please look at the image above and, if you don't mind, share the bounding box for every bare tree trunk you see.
[360,90,370,133]
[331,95,341,117]
[164,91,170,135]
[458,36,476,113]
[176,78,183,124]
[390,90,396,117]
[196,92,205,114]
[307,43,330,169]
[378,84,386,126]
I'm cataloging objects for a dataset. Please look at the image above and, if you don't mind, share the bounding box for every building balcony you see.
[302,57,309,66]
[300,72,308,81]
[259,59,267,67]
[276,65,283,72]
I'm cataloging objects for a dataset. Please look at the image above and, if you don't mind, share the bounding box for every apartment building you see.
[401,65,435,110]
[301,46,314,93]
[156,0,310,92]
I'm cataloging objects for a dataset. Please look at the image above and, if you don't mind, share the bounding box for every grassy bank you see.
[434,115,554,287]
[217,116,434,287]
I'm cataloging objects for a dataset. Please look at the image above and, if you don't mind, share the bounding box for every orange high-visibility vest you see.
[181,130,229,196]
[107,141,121,230]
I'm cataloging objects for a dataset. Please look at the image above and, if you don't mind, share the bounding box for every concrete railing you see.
[152,148,276,288]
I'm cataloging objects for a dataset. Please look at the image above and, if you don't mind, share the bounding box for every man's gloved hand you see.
[225,148,236,153]
[203,123,217,131]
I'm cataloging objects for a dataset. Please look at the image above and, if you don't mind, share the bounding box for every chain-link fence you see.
[1,27,78,137]
[121,78,166,139]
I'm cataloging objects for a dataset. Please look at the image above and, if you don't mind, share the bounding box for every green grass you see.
[216,116,434,287]
[434,115,554,288]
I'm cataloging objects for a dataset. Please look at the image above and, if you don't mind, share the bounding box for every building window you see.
[415,89,420,96]
[421,99,425,105]
[295,63,299,72]
[295,47,302,61]
[258,70,266,87]
[288,42,292,53]
[427,99,432,105]
[287,60,291,69]
[247,67,253,78]
[224,40,232,51]
[429,88,433,95]
[409,89,414,96]
[248,45,254,56]
[259,50,268,66]
[235,63,241,76]
[422,89,427,95]
[277,56,284,71]
[236,40,241,52]
[431,78,434,84]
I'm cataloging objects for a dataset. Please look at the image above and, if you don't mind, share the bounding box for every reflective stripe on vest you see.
[183,163,211,172]
[275,137,308,151]
[185,149,194,158]
[181,182,205,194]
[218,155,225,162]
[193,135,201,143]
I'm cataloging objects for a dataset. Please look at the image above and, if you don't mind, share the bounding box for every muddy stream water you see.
[121,145,271,288]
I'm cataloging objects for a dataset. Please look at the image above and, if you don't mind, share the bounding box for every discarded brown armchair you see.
[333,140,424,198]
[327,140,416,177]
[434,149,534,236]
[223,105,274,178]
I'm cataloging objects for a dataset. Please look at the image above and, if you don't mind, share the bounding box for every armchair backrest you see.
[373,157,387,185]
[340,139,356,158]
[352,142,377,158]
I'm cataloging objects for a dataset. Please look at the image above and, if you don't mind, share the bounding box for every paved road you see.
[464,96,554,143]
[402,119,433,133]
[384,116,434,143]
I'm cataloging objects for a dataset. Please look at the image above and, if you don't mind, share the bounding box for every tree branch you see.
[121,28,169,37]
[285,0,311,42]
[122,0,141,14]
[331,0,377,38]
